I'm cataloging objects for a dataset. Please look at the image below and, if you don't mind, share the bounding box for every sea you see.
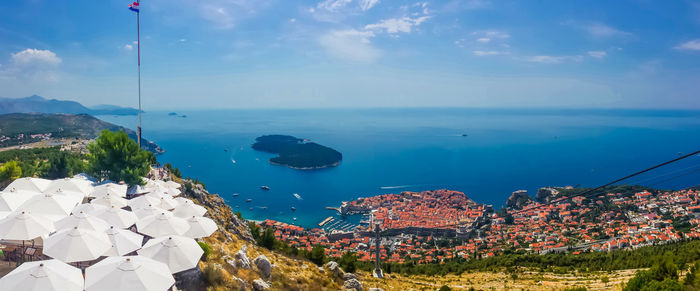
[99,108,700,228]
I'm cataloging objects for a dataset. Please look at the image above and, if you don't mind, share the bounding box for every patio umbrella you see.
[84,256,175,291]
[0,211,55,240]
[72,203,108,216]
[183,216,217,239]
[0,259,83,291]
[90,183,127,198]
[6,177,52,194]
[164,181,180,189]
[43,227,112,263]
[132,204,162,219]
[104,226,144,256]
[137,235,203,273]
[172,199,206,218]
[16,193,77,222]
[55,211,110,232]
[128,195,161,210]
[136,211,189,237]
[96,206,138,229]
[51,189,85,205]
[91,193,128,208]
[45,178,93,195]
[0,191,37,219]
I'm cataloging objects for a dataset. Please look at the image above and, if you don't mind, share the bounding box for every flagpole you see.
[136,0,142,148]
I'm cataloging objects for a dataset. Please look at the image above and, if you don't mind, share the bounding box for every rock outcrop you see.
[234,245,252,269]
[506,190,531,209]
[536,187,561,203]
[325,261,345,277]
[343,278,363,291]
[253,255,272,279]
[252,279,270,290]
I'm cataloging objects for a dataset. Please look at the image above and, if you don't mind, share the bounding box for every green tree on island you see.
[87,130,155,186]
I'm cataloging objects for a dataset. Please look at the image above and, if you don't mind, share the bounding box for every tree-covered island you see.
[252,135,342,170]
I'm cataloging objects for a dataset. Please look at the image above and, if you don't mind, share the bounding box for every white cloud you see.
[674,39,700,51]
[11,48,62,66]
[359,0,380,11]
[319,29,380,62]
[470,30,509,44]
[123,44,134,51]
[472,50,502,56]
[587,50,607,59]
[586,23,631,38]
[364,16,430,34]
[524,55,582,64]
[317,0,352,12]
[199,5,235,29]
[476,37,490,43]
[290,18,297,22]
[179,38,187,42]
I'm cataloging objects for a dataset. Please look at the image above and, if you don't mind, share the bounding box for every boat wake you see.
[380,184,419,190]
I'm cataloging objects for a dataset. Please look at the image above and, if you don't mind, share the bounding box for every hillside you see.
[0,113,163,153]
[0,95,138,115]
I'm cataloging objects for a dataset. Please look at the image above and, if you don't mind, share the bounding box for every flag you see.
[128,2,140,13]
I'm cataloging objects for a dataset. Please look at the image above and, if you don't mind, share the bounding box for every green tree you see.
[248,222,261,239]
[44,151,85,179]
[260,227,277,250]
[439,286,452,291]
[309,244,326,266]
[0,161,22,182]
[339,251,358,273]
[87,130,154,186]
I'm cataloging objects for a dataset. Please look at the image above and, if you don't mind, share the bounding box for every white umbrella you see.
[161,187,181,197]
[128,195,161,210]
[17,193,77,222]
[6,177,51,194]
[91,193,128,208]
[172,199,206,218]
[72,203,108,216]
[97,206,138,229]
[43,227,112,263]
[132,204,162,219]
[85,256,175,291]
[136,211,189,237]
[0,211,55,240]
[183,216,217,239]
[45,178,93,195]
[52,189,85,205]
[55,211,110,232]
[137,235,203,273]
[0,191,37,219]
[0,259,83,291]
[90,183,127,198]
[104,226,144,256]
[164,181,180,189]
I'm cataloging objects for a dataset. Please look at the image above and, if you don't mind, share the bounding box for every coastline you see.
[269,159,341,170]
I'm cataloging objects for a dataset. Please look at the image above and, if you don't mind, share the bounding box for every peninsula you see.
[252,134,342,169]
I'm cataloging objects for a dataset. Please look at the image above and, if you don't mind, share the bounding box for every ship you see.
[233,193,239,197]
[260,186,270,190]
[293,193,302,200]
[246,199,252,202]
[291,206,296,211]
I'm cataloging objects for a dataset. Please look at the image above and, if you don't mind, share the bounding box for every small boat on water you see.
[246,199,252,202]
[233,193,239,197]
[293,217,297,221]
[291,207,296,211]
[293,193,302,200]
[261,206,267,210]
[260,186,270,191]
[249,207,253,210]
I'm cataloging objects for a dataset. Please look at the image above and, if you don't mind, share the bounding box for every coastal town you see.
[255,187,700,264]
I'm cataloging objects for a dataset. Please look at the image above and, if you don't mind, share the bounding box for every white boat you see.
[293,193,302,200]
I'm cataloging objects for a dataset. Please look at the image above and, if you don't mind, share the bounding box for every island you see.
[251,134,342,170]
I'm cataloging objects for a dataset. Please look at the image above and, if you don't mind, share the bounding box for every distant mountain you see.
[0,113,163,154]
[0,95,138,115]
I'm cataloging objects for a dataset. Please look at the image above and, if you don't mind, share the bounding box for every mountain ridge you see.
[0,95,138,115]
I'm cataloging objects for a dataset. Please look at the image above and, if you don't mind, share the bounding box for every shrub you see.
[198,241,212,261]
[202,264,225,286]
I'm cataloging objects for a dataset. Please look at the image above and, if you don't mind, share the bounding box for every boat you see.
[233,193,239,197]
[261,206,267,210]
[249,207,253,210]
[260,186,270,191]
[246,199,252,202]
[462,134,468,137]
[293,193,302,200]
[293,217,297,221]
[291,207,296,211]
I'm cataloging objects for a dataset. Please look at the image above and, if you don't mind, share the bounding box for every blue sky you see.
[1,0,700,109]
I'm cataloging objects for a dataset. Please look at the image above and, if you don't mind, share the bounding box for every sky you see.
[1,0,700,109]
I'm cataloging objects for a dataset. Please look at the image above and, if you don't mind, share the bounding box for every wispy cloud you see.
[319,29,380,62]
[472,30,509,43]
[587,50,607,59]
[123,44,133,51]
[199,5,235,29]
[524,55,583,64]
[674,39,700,51]
[359,0,380,11]
[11,48,62,66]
[472,50,502,56]
[364,16,430,34]
[585,23,632,39]
[317,0,352,12]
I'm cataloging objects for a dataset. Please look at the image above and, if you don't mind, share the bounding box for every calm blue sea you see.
[100,108,700,228]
